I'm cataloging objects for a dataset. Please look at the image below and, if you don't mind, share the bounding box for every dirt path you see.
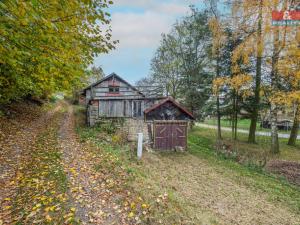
[140,152,300,225]
[1,102,130,224]
[58,104,129,224]
[0,104,61,223]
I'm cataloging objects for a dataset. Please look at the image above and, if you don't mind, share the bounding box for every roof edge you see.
[144,97,195,120]
[82,73,145,97]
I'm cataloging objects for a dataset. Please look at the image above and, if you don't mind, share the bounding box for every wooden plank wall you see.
[98,100,145,118]
[93,80,141,98]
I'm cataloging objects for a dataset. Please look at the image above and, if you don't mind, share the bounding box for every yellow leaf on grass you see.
[128,212,134,218]
[130,202,136,209]
[45,214,52,222]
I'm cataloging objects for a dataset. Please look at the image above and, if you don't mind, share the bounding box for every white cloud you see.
[96,1,206,80]
[111,11,172,48]
[153,3,190,15]
[110,1,195,48]
[114,0,199,8]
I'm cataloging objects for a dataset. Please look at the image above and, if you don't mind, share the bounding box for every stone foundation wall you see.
[123,118,153,143]
[87,107,153,144]
[88,103,99,126]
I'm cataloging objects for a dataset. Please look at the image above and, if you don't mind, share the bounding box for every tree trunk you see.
[288,106,299,146]
[217,95,222,140]
[270,103,279,153]
[231,92,235,139]
[234,95,238,140]
[216,56,222,140]
[270,27,280,154]
[248,0,263,143]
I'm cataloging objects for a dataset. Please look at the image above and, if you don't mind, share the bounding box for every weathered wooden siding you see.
[98,99,145,118]
[85,73,164,126]
[92,78,143,99]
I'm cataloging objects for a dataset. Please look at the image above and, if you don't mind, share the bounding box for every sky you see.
[94,0,205,84]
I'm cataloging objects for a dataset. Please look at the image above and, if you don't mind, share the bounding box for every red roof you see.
[144,97,195,119]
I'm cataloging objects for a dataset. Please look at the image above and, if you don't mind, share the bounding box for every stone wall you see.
[122,118,153,144]
[87,101,99,126]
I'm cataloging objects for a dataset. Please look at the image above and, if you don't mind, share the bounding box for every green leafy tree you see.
[0,0,116,104]
[149,7,213,118]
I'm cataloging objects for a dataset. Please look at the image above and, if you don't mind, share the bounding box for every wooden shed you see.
[144,97,195,150]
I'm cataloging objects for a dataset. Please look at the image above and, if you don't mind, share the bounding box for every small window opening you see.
[133,101,142,117]
[109,86,119,93]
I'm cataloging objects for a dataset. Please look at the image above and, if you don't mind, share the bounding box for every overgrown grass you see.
[191,126,300,163]
[189,127,300,213]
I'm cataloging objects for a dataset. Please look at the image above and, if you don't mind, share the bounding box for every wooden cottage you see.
[83,73,194,150]
[83,73,162,126]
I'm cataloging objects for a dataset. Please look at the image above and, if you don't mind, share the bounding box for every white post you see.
[137,133,143,159]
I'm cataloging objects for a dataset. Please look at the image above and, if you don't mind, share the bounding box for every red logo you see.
[272,10,300,26]
[272,10,300,20]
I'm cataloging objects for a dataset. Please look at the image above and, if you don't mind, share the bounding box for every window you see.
[133,101,142,118]
[108,86,119,93]
[123,101,127,117]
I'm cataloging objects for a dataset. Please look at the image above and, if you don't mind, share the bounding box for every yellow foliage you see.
[212,77,228,95]
[229,74,252,92]
[212,74,252,97]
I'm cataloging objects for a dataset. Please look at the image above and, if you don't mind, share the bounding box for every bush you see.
[95,118,125,134]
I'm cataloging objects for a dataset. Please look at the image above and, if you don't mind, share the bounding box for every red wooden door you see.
[171,123,187,149]
[154,121,187,150]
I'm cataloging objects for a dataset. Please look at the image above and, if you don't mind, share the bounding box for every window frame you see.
[108,86,120,93]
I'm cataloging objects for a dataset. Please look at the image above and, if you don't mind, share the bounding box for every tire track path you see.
[58,103,129,224]
[0,104,61,224]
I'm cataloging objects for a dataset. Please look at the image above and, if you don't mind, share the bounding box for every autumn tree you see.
[278,25,300,146]
[208,0,227,140]
[230,0,268,143]
[0,0,115,104]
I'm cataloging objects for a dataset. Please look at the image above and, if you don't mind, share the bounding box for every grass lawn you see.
[204,118,255,129]
[203,118,293,134]
[191,126,300,163]
[187,128,300,213]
